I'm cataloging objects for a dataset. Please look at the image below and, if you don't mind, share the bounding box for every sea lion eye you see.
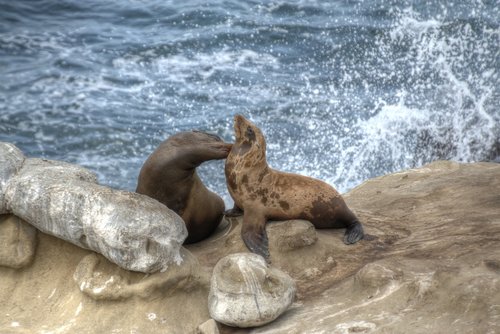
[246,127,256,141]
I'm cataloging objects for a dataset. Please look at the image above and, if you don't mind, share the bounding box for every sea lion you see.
[136,131,232,244]
[225,115,364,259]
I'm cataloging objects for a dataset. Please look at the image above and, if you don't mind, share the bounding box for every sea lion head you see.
[232,114,266,158]
[170,131,233,160]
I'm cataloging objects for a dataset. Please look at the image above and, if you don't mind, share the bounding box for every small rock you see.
[0,214,37,269]
[208,253,296,328]
[354,262,404,293]
[195,319,219,334]
[268,220,318,252]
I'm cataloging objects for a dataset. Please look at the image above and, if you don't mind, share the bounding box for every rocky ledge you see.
[1,160,499,333]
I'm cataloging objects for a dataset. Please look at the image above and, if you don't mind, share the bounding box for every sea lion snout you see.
[234,114,246,125]
[233,115,260,143]
[214,142,234,156]
[221,142,234,151]
[188,131,233,157]
[234,114,247,138]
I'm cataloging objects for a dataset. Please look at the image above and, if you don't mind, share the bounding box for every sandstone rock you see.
[188,217,338,300]
[0,215,37,269]
[1,160,499,333]
[73,248,202,301]
[208,253,296,328]
[254,161,500,334]
[0,142,25,214]
[353,262,404,294]
[4,157,188,273]
[0,232,210,334]
[267,220,317,252]
[195,319,220,334]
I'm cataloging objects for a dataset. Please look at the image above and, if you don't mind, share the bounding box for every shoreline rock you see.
[0,142,188,273]
[1,159,499,333]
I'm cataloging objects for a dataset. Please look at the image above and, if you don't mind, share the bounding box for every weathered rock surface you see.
[0,215,37,269]
[0,144,188,273]
[0,228,209,333]
[73,247,202,301]
[252,161,500,334]
[209,253,296,328]
[0,142,25,214]
[196,319,221,334]
[267,220,318,252]
[1,160,499,333]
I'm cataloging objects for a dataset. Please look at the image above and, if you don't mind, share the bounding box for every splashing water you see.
[331,6,499,190]
[0,1,498,206]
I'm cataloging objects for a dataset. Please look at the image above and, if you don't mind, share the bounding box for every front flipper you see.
[241,211,269,260]
[224,205,243,217]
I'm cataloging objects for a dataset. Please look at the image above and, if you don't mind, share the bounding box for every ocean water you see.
[1,0,498,206]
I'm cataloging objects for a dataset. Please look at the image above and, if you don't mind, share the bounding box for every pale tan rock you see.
[208,253,296,328]
[353,262,404,293]
[1,161,499,333]
[0,215,37,269]
[254,161,500,334]
[267,220,317,252]
[195,319,220,334]
[73,248,202,301]
[188,217,338,300]
[0,232,210,334]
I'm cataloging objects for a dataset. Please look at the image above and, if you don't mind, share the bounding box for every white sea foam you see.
[1,2,497,201]
[326,6,500,191]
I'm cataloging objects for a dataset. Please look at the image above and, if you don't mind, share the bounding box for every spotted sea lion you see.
[225,115,364,259]
[136,131,232,244]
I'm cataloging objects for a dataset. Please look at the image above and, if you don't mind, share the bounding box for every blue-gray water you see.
[1,1,499,206]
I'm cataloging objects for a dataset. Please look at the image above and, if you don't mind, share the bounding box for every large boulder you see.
[0,141,188,274]
[208,253,296,328]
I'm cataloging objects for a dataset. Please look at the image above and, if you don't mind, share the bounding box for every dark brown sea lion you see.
[225,115,364,259]
[136,131,232,244]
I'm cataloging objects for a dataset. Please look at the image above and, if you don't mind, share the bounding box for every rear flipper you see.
[343,221,364,244]
[224,205,243,217]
